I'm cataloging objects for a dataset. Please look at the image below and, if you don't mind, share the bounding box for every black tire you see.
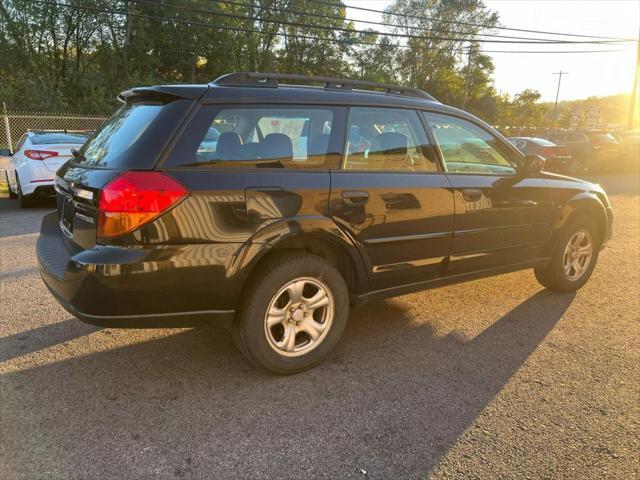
[16,175,35,208]
[534,217,601,292]
[5,171,17,199]
[232,252,349,374]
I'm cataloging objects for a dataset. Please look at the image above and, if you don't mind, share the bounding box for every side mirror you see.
[0,148,12,156]
[522,154,545,176]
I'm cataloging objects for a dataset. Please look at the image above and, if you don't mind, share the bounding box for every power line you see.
[307,0,634,42]
[128,0,628,45]
[20,0,635,55]
[18,0,413,49]
[478,49,628,54]
[205,0,614,44]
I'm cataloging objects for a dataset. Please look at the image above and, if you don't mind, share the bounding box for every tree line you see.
[1,0,551,125]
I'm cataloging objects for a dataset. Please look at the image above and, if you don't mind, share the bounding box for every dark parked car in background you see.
[540,130,621,172]
[36,73,613,373]
[613,131,640,169]
[508,136,573,173]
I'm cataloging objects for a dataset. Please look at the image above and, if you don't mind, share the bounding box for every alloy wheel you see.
[264,277,334,357]
[563,229,593,281]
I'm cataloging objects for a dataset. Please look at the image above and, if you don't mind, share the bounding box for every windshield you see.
[31,132,90,145]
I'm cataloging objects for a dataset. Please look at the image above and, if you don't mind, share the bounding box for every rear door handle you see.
[341,190,369,205]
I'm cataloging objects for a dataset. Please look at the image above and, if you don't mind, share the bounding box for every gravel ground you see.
[0,174,638,479]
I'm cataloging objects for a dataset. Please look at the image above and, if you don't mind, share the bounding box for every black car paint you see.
[37,82,614,327]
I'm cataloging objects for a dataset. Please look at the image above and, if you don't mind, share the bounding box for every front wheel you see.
[534,218,601,292]
[232,252,349,374]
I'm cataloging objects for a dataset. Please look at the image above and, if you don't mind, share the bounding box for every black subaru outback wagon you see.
[37,72,613,373]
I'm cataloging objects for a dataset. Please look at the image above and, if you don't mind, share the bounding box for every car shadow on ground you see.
[2,289,574,478]
[0,319,101,363]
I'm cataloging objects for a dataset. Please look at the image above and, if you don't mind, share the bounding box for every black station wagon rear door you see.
[329,107,455,291]
[159,103,346,246]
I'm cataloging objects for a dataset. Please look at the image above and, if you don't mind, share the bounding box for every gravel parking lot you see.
[1,173,638,479]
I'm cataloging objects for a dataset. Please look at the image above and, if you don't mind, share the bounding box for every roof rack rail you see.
[211,72,437,101]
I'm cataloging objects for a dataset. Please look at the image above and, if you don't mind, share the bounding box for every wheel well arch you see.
[543,194,608,256]
[229,227,370,310]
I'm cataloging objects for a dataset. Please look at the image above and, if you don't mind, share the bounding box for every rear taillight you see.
[541,147,555,157]
[97,172,188,238]
[24,149,58,160]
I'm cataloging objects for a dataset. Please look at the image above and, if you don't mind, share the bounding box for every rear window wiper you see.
[71,148,86,161]
[179,159,220,167]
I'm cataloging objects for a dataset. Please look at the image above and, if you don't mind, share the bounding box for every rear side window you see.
[586,132,616,143]
[76,99,191,169]
[343,107,439,172]
[530,138,555,147]
[31,132,90,145]
[165,105,342,169]
[509,138,528,150]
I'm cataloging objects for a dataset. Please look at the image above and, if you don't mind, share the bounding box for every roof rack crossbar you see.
[212,72,436,101]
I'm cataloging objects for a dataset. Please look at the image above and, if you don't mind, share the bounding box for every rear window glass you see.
[31,132,90,145]
[71,99,190,169]
[76,103,162,167]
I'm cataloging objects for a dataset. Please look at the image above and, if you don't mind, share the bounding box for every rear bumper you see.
[36,211,236,327]
[32,184,56,198]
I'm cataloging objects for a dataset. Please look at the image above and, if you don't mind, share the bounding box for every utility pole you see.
[553,71,568,121]
[462,46,474,111]
[628,40,640,130]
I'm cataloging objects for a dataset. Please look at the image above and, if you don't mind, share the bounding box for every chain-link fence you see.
[1,107,108,151]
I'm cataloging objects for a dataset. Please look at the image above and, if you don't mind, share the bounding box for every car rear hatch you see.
[53,85,206,250]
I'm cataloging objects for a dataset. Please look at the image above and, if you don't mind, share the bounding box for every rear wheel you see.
[16,175,35,208]
[5,171,17,199]
[232,252,349,374]
[534,217,600,292]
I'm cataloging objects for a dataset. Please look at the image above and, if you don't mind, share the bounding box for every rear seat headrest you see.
[261,133,293,160]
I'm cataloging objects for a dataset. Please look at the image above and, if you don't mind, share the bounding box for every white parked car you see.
[4,130,91,207]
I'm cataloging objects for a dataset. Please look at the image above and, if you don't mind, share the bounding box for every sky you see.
[342,0,639,101]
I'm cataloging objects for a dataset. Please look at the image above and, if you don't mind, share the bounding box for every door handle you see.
[461,188,483,202]
[341,190,369,205]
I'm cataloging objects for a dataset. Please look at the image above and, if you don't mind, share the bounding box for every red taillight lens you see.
[541,147,554,157]
[24,149,58,160]
[98,172,188,238]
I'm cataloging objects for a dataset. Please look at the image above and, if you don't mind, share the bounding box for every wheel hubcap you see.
[264,277,334,357]
[563,229,593,281]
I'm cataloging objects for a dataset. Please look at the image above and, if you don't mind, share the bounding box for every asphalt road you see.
[1,174,638,479]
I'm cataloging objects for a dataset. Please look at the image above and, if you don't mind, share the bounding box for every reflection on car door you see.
[423,112,555,275]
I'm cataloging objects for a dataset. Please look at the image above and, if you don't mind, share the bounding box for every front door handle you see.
[461,188,483,202]
[341,190,369,205]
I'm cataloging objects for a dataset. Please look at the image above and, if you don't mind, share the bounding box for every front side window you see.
[343,107,439,172]
[423,112,518,175]
[166,106,337,169]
